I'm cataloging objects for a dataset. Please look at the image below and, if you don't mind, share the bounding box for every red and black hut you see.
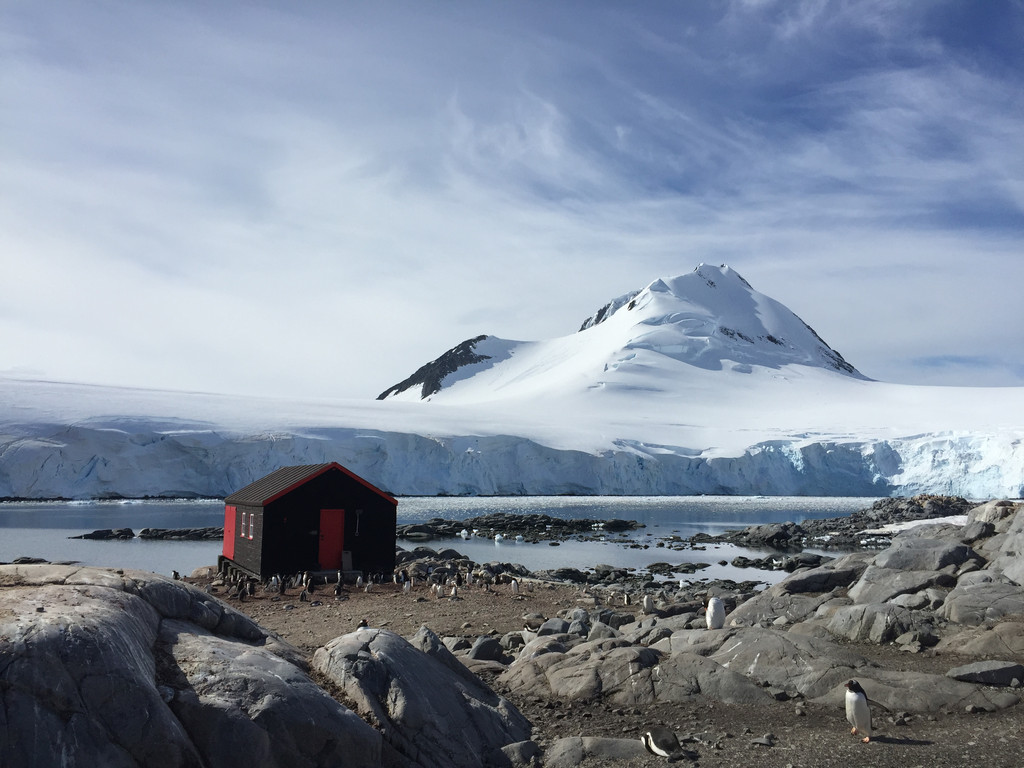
[218,462,397,581]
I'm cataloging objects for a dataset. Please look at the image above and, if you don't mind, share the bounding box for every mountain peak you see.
[575,263,863,378]
[380,265,867,402]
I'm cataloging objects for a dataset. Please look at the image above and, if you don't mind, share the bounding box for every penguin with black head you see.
[844,679,878,743]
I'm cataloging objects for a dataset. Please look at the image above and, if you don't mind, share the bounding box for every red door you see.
[318,509,345,569]
[222,505,237,559]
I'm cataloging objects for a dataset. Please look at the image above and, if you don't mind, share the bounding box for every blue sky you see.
[3,0,1023,399]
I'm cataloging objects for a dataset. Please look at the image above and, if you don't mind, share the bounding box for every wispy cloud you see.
[1,0,1022,397]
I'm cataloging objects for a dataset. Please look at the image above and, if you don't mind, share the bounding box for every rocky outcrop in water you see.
[68,527,223,541]
[699,494,977,551]
[397,512,641,543]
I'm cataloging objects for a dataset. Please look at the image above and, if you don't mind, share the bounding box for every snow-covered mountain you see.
[2,264,1022,500]
[378,264,866,403]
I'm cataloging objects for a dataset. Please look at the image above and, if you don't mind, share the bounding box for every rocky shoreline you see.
[68,526,225,541]
[700,494,978,551]
[4,495,1024,767]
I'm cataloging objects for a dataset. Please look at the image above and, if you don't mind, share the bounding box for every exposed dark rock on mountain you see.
[377,334,491,400]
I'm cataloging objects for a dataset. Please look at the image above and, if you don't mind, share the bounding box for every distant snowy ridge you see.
[1,264,1022,500]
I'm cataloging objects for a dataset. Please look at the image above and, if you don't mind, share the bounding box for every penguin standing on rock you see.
[844,679,874,743]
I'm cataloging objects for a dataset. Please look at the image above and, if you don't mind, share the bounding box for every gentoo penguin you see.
[705,596,725,629]
[510,578,520,596]
[640,726,684,760]
[845,679,873,743]
[641,594,655,615]
[357,618,369,629]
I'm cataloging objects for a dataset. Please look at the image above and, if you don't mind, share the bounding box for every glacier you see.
[2,265,1022,500]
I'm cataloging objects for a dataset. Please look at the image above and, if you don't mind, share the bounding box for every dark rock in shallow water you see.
[703,494,975,552]
[535,567,589,584]
[397,512,642,543]
[138,527,223,541]
[70,528,135,540]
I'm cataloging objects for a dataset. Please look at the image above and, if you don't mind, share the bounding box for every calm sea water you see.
[0,496,875,584]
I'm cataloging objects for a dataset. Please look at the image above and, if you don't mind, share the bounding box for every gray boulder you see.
[542,736,650,768]
[469,635,509,662]
[777,551,873,593]
[939,581,1024,625]
[705,627,875,699]
[947,660,1024,687]
[538,617,571,636]
[847,565,955,604]
[724,552,871,628]
[313,626,531,768]
[649,627,732,657]
[960,519,996,545]
[967,499,1020,529]
[813,672,1020,713]
[822,603,916,644]
[0,564,381,768]
[499,636,768,707]
[727,584,843,627]
[586,620,621,641]
[163,620,382,768]
[986,504,1024,584]
[937,622,1024,656]
[872,536,978,571]
[496,740,543,768]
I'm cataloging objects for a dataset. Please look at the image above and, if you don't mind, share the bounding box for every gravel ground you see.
[205,576,1024,768]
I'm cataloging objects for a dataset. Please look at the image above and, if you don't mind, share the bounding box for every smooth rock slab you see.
[939,581,1024,625]
[937,622,1024,656]
[823,602,916,644]
[947,660,1024,687]
[500,636,768,707]
[775,551,873,593]
[847,565,955,605]
[706,627,876,699]
[813,672,1020,714]
[872,537,978,572]
[541,736,650,768]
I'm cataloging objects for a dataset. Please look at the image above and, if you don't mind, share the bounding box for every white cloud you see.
[1,0,1022,398]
